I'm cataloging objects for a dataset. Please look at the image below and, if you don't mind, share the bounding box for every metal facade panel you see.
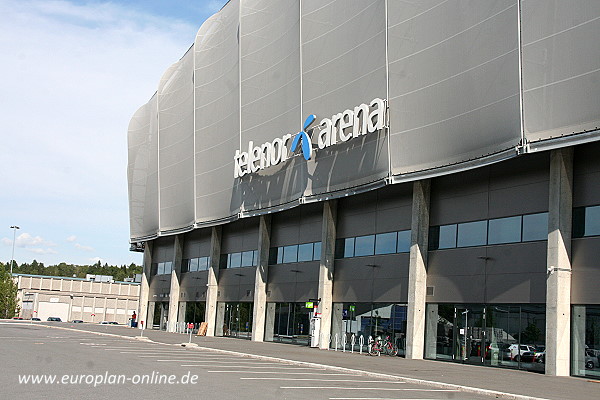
[301,0,389,197]
[238,0,306,211]
[388,0,521,175]
[194,1,241,224]
[158,50,195,232]
[127,96,159,241]
[572,238,600,304]
[522,0,600,143]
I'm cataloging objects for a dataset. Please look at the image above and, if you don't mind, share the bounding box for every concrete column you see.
[138,242,153,330]
[264,302,276,341]
[424,303,438,359]
[215,302,226,336]
[406,179,431,359]
[146,302,156,329]
[178,301,187,326]
[318,200,337,349]
[545,147,573,376]
[252,215,271,341]
[205,226,222,336]
[167,235,184,332]
[331,303,345,350]
[572,305,586,375]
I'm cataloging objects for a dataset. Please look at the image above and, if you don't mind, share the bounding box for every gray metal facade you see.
[128,0,600,242]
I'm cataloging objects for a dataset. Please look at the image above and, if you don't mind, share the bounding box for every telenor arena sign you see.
[233,98,387,178]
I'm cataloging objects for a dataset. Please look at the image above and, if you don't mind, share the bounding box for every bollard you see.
[359,335,364,355]
[368,335,372,355]
[334,333,339,351]
[351,334,356,353]
[342,333,347,352]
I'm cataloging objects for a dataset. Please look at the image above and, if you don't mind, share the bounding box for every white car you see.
[507,344,537,361]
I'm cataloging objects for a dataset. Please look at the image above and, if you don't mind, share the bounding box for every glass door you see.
[224,303,253,339]
[454,306,486,364]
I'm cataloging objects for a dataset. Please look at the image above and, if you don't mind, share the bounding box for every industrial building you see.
[16,274,140,324]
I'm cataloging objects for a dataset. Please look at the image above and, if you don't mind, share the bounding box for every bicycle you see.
[369,336,398,356]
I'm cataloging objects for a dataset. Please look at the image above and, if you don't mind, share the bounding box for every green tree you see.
[0,265,19,318]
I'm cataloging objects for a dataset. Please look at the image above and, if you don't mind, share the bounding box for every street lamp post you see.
[9,225,20,276]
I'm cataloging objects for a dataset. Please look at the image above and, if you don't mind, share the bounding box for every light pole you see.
[9,225,20,276]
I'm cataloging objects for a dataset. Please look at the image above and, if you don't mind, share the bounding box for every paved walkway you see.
[40,322,600,400]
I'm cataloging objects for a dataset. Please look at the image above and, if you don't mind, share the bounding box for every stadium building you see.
[127,0,600,377]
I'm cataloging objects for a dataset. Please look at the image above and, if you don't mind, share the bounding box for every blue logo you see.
[290,114,316,161]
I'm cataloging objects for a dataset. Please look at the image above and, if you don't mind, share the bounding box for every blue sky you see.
[0,0,225,266]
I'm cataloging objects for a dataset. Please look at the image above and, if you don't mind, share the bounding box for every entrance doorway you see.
[223,302,253,339]
[272,302,311,345]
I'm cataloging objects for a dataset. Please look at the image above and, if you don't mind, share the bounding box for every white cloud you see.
[89,257,103,264]
[66,235,77,242]
[75,243,94,252]
[26,248,59,255]
[13,233,56,248]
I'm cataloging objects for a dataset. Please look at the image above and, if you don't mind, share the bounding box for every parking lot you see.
[1,321,490,400]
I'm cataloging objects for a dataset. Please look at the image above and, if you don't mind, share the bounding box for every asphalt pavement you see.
[3,320,600,400]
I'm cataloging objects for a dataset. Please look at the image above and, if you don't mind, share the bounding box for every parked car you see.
[99,321,110,324]
[47,317,62,322]
[485,343,511,360]
[71,320,84,323]
[12,317,23,320]
[586,349,599,369]
[31,317,41,321]
[508,344,537,362]
[108,321,118,325]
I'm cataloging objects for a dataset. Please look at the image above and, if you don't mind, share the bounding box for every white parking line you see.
[208,371,360,375]
[183,366,319,369]
[154,359,282,363]
[136,353,238,357]
[281,387,459,391]
[241,378,405,383]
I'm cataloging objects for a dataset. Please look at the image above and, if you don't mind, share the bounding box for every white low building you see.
[15,274,140,324]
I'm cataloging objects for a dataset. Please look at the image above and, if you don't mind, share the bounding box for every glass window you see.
[157,262,165,275]
[573,208,585,238]
[181,259,189,273]
[344,237,355,258]
[488,216,522,245]
[164,261,173,274]
[523,212,548,242]
[375,232,397,255]
[198,257,209,270]
[241,251,254,267]
[354,235,375,257]
[219,254,228,269]
[252,250,258,266]
[585,205,600,236]
[269,248,278,265]
[282,245,298,263]
[190,258,200,272]
[229,252,241,268]
[334,239,345,259]
[457,221,487,247]
[297,243,313,262]
[397,230,411,253]
[313,242,321,261]
[439,224,457,249]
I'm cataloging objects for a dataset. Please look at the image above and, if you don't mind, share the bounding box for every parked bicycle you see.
[369,336,398,356]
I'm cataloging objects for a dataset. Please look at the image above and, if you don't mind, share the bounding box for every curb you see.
[38,324,549,400]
